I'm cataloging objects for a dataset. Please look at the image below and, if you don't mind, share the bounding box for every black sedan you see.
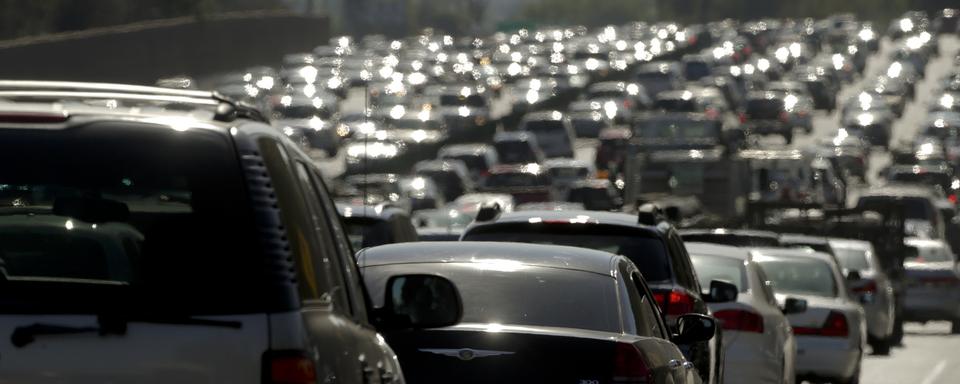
[359,242,716,384]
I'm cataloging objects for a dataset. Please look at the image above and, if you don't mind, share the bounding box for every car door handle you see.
[668,359,682,370]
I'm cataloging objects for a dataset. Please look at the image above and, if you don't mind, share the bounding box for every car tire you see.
[784,133,793,145]
[951,319,960,334]
[871,336,892,355]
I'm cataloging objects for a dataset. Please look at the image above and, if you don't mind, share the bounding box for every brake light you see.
[949,194,958,204]
[778,111,789,122]
[263,351,318,384]
[851,280,877,294]
[613,343,653,383]
[713,309,764,333]
[793,311,848,338]
[0,111,69,123]
[653,289,695,316]
[738,112,747,124]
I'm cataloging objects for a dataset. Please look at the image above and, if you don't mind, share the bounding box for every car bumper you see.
[723,332,783,384]
[904,286,960,321]
[744,122,791,135]
[795,336,860,380]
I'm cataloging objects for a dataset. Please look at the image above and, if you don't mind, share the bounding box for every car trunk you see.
[383,324,621,384]
[0,314,268,383]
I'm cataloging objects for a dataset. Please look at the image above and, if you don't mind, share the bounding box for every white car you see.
[830,238,896,354]
[752,247,867,384]
[902,237,960,333]
[687,242,802,384]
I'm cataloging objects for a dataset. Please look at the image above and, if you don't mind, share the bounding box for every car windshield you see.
[495,141,538,164]
[367,263,621,332]
[464,224,672,282]
[746,98,785,119]
[833,247,872,271]
[755,256,838,297]
[0,124,265,314]
[689,254,749,292]
[634,119,717,139]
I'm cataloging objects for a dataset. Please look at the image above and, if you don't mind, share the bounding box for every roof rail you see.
[0,80,268,123]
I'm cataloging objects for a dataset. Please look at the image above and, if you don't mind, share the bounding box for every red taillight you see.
[793,311,849,338]
[653,289,695,316]
[713,309,764,333]
[0,111,69,123]
[851,280,877,294]
[949,194,958,204]
[613,343,653,383]
[778,111,789,122]
[264,351,318,384]
[623,99,633,109]
[738,112,747,124]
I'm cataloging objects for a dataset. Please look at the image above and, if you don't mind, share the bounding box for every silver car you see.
[752,247,867,384]
[830,238,896,354]
[903,237,960,333]
[687,243,802,384]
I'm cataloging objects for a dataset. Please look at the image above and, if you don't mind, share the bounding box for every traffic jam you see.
[1,7,960,384]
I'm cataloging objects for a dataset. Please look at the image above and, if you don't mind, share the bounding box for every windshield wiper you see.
[11,314,242,348]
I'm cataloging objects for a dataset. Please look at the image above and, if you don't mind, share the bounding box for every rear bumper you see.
[795,336,860,380]
[723,332,783,384]
[904,287,960,321]
[744,121,791,135]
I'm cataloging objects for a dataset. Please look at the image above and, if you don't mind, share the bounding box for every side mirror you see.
[672,313,716,344]
[374,274,462,330]
[706,280,739,303]
[781,297,808,315]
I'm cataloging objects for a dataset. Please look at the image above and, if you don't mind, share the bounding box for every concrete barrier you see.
[0,10,329,85]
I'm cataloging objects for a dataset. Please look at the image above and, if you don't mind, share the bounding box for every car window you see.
[464,223,673,282]
[833,246,872,271]
[689,254,748,292]
[754,256,838,297]
[752,264,777,306]
[260,139,350,311]
[0,124,270,314]
[668,234,698,291]
[620,265,667,338]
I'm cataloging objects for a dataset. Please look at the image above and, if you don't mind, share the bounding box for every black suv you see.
[461,205,732,384]
[0,80,459,383]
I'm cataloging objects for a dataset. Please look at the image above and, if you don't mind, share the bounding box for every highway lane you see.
[861,322,960,384]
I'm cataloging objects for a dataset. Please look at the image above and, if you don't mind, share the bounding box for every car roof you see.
[779,233,830,245]
[828,238,873,250]
[357,241,619,277]
[473,209,663,232]
[857,184,939,198]
[750,247,835,263]
[679,228,780,238]
[685,242,753,261]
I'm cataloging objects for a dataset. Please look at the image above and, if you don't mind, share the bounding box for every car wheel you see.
[871,336,892,355]
[951,319,960,334]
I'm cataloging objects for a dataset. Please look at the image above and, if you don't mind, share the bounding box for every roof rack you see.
[0,80,268,123]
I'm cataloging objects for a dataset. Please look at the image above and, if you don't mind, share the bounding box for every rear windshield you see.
[833,247,871,271]
[0,124,267,314]
[888,172,952,192]
[746,98,785,119]
[442,154,488,173]
[365,263,621,332]
[634,119,717,139]
[485,173,545,188]
[495,141,538,164]
[655,98,698,112]
[857,196,933,221]
[464,224,672,282]
[755,256,837,297]
[440,94,486,108]
[689,254,748,292]
[681,234,781,247]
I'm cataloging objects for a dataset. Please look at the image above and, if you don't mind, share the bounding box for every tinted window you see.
[746,98,785,119]
[858,196,933,221]
[689,254,748,292]
[620,265,665,338]
[485,173,545,188]
[681,234,781,247]
[495,141,538,164]
[755,256,838,297]
[464,224,672,282]
[0,124,269,314]
[368,263,621,332]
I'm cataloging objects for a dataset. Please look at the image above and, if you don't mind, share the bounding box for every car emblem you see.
[419,348,515,361]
